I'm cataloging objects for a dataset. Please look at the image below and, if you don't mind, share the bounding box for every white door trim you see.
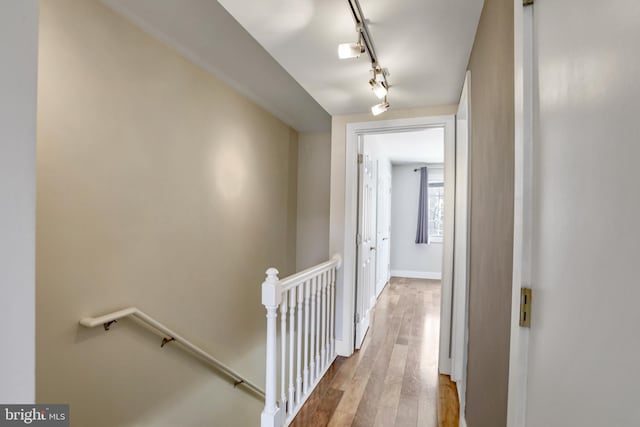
[336,115,455,375]
[451,70,472,419]
[507,1,533,426]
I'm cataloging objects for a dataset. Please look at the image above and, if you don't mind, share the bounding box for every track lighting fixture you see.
[338,28,365,59]
[369,69,388,99]
[369,78,388,99]
[338,42,365,59]
[341,0,392,115]
[371,97,389,116]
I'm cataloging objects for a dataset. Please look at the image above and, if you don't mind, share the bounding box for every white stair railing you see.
[261,254,342,427]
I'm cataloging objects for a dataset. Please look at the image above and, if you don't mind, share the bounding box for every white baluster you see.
[333,267,337,357]
[315,274,321,379]
[261,268,282,427]
[320,274,326,376]
[303,280,310,395]
[329,268,334,359]
[325,270,330,366]
[296,283,304,405]
[321,270,327,371]
[280,291,287,414]
[288,288,296,411]
[325,271,329,364]
[309,276,316,384]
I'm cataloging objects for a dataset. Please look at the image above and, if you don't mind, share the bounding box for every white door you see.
[451,71,471,407]
[509,1,640,426]
[355,149,377,349]
[375,164,391,297]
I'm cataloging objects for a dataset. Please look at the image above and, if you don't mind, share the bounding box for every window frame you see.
[427,181,445,244]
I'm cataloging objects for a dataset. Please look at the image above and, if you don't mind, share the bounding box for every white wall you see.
[390,165,443,279]
[0,0,38,403]
[296,132,331,270]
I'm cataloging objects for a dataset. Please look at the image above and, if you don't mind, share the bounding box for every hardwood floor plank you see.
[394,395,419,427]
[327,410,356,427]
[290,277,459,427]
[351,312,401,427]
[418,390,438,426]
[384,344,409,388]
[330,353,362,392]
[373,405,398,427]
[437,374,459,427]
[332,374,369,416]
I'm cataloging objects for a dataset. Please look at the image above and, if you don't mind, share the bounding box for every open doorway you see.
[340,114,457,375]
[329,112,470,425]
[354,128,447,351]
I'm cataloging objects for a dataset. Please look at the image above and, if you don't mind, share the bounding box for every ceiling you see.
[217,0,484,115]
[364,128,444,164]
[101,0,483,130]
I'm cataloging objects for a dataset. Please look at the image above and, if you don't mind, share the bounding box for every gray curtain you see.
[415,166,429,244]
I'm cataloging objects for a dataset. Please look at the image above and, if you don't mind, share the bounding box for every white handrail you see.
[79,307,265,399]
[279,254,342,292]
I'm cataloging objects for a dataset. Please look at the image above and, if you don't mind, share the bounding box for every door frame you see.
[337,115,456,375]
[507,0,533,426]
[451,70,472,420]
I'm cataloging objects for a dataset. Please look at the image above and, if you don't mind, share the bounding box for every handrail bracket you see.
[160,337,175,348]
[103,320,117,331]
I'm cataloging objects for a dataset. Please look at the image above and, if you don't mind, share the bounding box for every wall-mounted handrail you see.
[80,307,265,399]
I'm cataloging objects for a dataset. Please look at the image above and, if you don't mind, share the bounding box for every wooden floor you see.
[290,277,459,427]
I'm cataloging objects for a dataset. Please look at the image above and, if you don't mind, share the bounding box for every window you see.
[428,182,444,243]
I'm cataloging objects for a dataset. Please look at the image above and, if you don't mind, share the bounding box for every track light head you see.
[338,42,365,59]
[339,27,365,59]
[371,98,390,116]
[369,78,388,99]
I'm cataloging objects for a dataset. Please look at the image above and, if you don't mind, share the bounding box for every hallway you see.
[291,277,457,427]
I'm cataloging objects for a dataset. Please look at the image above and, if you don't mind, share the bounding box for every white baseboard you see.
[391,270,442,280]
[335,338,352,357]
[458,383,467,427]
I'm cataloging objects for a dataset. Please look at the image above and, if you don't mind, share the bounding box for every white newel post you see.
[261,268,282,427]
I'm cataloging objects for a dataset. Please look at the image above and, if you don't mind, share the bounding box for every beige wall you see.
[464,0,515,425]
[296,132,331,270]
[36,1,298,426]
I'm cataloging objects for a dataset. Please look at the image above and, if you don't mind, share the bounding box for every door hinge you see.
[519,287,532,327]
[523,0,534,6]
[358,153,364,164]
